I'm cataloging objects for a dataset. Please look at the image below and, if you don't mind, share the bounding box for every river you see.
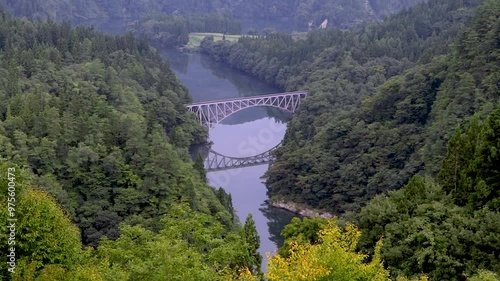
[78,18,299,272]
[162,49,298,271]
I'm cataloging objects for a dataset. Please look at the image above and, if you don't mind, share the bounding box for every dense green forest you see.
[0,6,263,280]
[0,0,425,29]
[354,104,500,280]
[265,91,500,280]
[200,0,498,213]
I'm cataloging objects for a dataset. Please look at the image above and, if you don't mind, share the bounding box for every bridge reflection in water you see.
[205,143,280,172]
[187,91,307,171]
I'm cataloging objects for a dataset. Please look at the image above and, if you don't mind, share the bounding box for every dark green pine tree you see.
[216,188,235,222]
[476,107,500,210]
[193,153,207,182]
[242,213,262,276]
[439,106,500,210]
[438,116,484,206]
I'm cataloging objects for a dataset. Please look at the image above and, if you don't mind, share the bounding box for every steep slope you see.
[200,0,489,213]
[357,103,500,280]
[272,0,498,214]
[270,0,498,214]
[0,4,220,250]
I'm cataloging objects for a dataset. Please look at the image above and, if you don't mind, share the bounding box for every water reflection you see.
[259,202,300,249]
[163,48,280,102]
[205,143,279,172]
[199,54,272,95]
[220,107,289,128]
[161,47,190,74]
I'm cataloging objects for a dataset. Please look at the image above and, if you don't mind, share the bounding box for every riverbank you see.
[270,199,333,218]
[177,32,244,52]
[189,32,242,46]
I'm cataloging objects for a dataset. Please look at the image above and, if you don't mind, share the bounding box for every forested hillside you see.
[355,103,500,280]
[0,0,425,29]
[200,0,496,214]
[201,3,500,277]
[0,7,261,280]
[264,81,500,280]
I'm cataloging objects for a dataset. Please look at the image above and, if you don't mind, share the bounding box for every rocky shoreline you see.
[270,200,333,218]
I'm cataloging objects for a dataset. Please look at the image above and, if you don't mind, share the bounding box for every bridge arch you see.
[186,91,307,128]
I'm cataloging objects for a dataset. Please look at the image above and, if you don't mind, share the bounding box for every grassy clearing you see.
[188,33,243,47]
[292,31,308,41]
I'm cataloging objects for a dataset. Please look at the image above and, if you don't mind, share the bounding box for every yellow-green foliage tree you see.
[0,161,103,280]
[468,271,500,281]
[96,204,259,281]
[266,218,390,281]
[0,160,259,280]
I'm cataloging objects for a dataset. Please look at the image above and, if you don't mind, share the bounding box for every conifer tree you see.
[242,214,262,276]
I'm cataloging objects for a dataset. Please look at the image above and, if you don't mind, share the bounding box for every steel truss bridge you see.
[186,91,307,171]
[186,91,307,128]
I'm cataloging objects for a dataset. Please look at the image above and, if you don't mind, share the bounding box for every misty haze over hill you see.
[0,0,426,29]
